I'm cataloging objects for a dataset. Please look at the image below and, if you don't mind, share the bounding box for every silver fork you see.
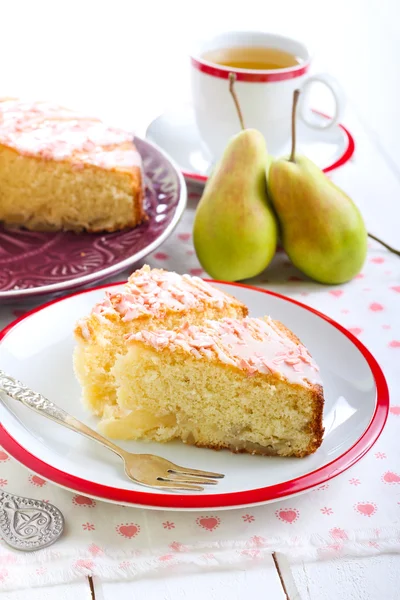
[0,370,224,492]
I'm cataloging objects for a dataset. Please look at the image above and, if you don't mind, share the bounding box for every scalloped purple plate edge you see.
[0,137,187,303]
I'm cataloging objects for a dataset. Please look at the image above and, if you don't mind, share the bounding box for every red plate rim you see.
[181,112,355,184]
[0,279,388,509]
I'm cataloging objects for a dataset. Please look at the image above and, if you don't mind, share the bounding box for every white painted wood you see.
[91,555,400,600]
[93,555,286,600]
[0,580,91,600]
[32,555,400,600]
[273,553,302,600]
[292,554,400,600]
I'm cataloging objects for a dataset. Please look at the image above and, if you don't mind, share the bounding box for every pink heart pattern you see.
[390,406,400,415]
[153,252,169,260]
[275,508,300,524]
[116,523,141,539]
[0,452,9,462]
[330,527,348,540]
[369,302,384,311]
[382,471,400,484]
[391,286,400,293]
[190,268,204,277]
[329,290,344,298]
[389,340,400,348]
[348,327,363,336]
[196,516,221,531]
[29,475,46,487]
[355,502,377,517]
[169,541,188,552]
[178,233,191,242]
[370,257,385,264]
[158,554,174,562]
[72,495,96,507]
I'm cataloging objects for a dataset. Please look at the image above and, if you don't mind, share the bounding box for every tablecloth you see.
[0,184,399,591]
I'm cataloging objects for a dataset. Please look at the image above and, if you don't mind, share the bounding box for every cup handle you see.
[298,73,346,130]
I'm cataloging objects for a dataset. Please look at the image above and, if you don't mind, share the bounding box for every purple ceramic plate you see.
[0,137,186,303]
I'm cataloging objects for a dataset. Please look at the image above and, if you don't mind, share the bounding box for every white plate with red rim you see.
[145,105,355,185]
[0,281,388,510]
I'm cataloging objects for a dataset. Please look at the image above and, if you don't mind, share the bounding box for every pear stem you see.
[289,89,301,163]
[229,72,246,131]
[368,233,400,257]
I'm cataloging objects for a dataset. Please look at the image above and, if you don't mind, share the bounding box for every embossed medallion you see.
[0,491,64,551]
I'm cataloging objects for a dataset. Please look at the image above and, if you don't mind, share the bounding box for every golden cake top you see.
[77,266,244,338]
[128,316,322,386]
[0,98,141,171]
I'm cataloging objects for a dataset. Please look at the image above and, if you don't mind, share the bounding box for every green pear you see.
[193,128,278,281]
[267,91,367,285]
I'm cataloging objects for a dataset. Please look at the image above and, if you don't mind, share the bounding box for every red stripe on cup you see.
[191,57,310,82]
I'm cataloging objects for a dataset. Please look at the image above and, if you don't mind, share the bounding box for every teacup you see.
[190,31,345,160]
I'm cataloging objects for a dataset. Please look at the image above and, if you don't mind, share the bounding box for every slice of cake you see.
[0,98,144,232]
[73,266,248,418]
[106,317,324,457]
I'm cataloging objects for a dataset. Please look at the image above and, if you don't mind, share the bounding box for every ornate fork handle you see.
[0,370,69,423]
[0,369,125,459]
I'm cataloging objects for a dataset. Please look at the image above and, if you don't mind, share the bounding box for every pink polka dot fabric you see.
[0,184,398,591]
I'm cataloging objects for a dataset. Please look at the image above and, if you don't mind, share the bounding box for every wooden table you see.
[1,1,399,597]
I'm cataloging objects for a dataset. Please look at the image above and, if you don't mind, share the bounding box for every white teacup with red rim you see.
[190,31,345,160]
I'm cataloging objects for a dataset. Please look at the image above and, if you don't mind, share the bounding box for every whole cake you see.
[0,98,144,232]
[107,317,324,457]
[73,266,248,419]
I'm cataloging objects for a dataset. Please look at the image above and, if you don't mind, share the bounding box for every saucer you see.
[146,105,355,185]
